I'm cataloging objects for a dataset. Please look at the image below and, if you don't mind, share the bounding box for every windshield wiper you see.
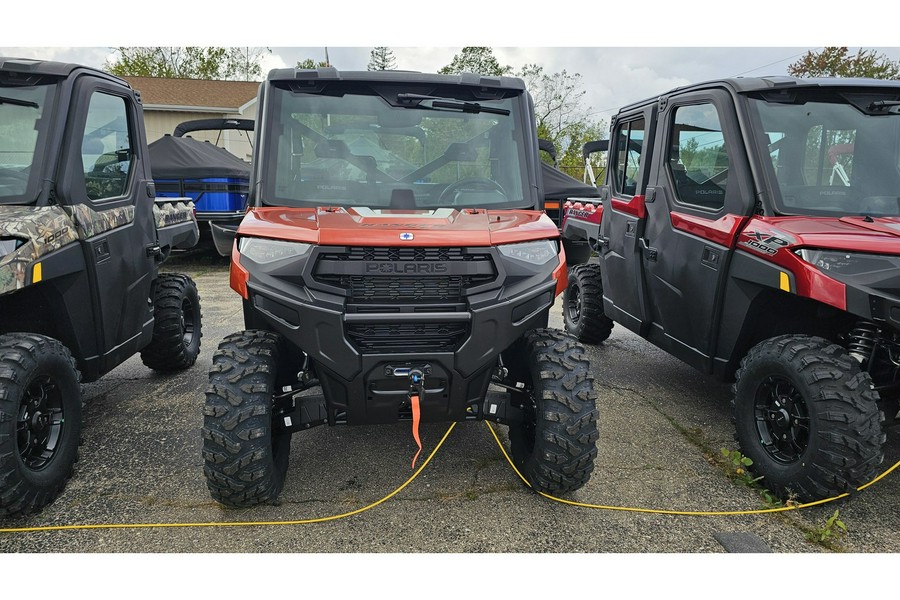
[396,93,510,116]
[867,100,900,114]
[0,95,38,109]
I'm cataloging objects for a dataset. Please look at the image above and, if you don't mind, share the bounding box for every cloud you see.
[6,45,900,129]
[259,52,289,74]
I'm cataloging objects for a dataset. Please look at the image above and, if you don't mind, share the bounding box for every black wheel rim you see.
[753,375,810,464]
[16,375,65,470]
[566,283,582,324]
[181,298,196,347]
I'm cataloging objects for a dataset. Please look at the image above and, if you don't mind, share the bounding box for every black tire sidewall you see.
[141,273,202,371]
[562,264,612,344]
[202,330,289,507]
[733,354,819,488]
[562,273,584,336]
[178,277,202,361]
[733,336,884,501]
[0,334,81,515]
[508,329,598,495]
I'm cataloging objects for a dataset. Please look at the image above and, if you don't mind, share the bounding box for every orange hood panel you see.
[238,206,559,246]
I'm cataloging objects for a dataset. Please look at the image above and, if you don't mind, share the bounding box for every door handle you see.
[92,239,110,263]
[639,237,658,261]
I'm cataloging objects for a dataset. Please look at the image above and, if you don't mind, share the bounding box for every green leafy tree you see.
[297,58,331,69]
[558,120,608,180]
[367,47,397,71]
[105,47,268,80]
[226,47,271,81]
[439,47,512,76]
[787,47,900,79]
[518,64,606,177]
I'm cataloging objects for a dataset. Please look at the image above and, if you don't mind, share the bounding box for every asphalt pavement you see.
[2,248,898,568]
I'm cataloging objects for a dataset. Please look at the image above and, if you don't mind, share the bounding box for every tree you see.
[226,47,271,81]
[368,47,397,71]
[787,47,900,79]
[105,47,269,80]
[517,64,606,176]
[297,58,331,69]
[439,47,512,76]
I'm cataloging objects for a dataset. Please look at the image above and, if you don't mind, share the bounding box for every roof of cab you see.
[617,75,900,114]
[0,56,128,87]
[265,66,527,91]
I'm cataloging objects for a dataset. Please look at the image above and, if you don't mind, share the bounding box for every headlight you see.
[796,249,900,276]
[238,237,312,263]
[497,240,558,265]
[0,237,26,260]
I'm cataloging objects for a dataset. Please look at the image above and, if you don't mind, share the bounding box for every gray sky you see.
[5,1,900,125]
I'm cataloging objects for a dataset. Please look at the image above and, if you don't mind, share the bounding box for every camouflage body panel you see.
[0,203,137,296]
[153,199,195,230]
[0,206,79,295]
[65,203,135,239]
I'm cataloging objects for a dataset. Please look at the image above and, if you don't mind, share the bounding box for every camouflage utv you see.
[0,57,202,517]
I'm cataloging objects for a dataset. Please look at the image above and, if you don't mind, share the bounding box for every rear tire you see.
[202,330,290,507]
[563,264,613,344]
[733,335,885,502]
[140,273,202,372]
[0,333,82,518]
[507,329,599,495]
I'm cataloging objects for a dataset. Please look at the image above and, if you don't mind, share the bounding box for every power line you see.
[733,49,821,77]
[585,49,823,120]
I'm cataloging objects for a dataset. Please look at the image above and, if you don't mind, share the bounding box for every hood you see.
[237,206,559,246]
[751,215,900,254]
[0,206,79,296]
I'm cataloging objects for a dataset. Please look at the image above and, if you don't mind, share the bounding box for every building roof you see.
[120,76,260,112]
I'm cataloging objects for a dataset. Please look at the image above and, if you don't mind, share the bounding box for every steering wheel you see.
[438,178,507,203]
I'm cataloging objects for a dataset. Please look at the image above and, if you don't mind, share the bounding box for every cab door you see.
[638,90,755,372]
[57,77,158,374]
[599,107,655,335]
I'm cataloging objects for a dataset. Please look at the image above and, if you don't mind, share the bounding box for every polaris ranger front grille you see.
[339,247,484,262]
[335,275,470,303]
[313,246,496,304]
[346,322,469,353]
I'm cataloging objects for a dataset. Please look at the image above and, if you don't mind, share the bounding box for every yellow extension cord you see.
[483,422,900,516]
[0,420,897,534]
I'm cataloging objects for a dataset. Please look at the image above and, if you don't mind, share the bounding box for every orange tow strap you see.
[410,393,423,469]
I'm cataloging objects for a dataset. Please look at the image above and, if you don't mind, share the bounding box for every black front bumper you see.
[242,244,559,425]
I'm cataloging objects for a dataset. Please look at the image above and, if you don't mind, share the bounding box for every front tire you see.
[0,333,82,518]
[733,335,885,502]
[563,264,613,344]
[140,273,202,372]
[202,330,291,507]
[507,329,599,495]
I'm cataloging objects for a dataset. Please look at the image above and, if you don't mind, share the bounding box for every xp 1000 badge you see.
[739,229,795,256]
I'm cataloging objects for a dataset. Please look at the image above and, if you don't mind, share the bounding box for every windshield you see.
[748,90,900,217]
[0,83,55,205]
[260,83,532,209]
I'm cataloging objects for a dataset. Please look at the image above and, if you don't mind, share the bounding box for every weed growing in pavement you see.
[807,509,848,543]
[719,448,784,508]
[648,403,845,550]
[721,448,768,489]
[721,448,757,483]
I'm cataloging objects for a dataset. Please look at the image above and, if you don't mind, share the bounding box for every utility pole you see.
[324,47,331,67]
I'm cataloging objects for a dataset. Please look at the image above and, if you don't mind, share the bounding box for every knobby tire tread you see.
[509,328,599,495]
[732,334,885,502]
